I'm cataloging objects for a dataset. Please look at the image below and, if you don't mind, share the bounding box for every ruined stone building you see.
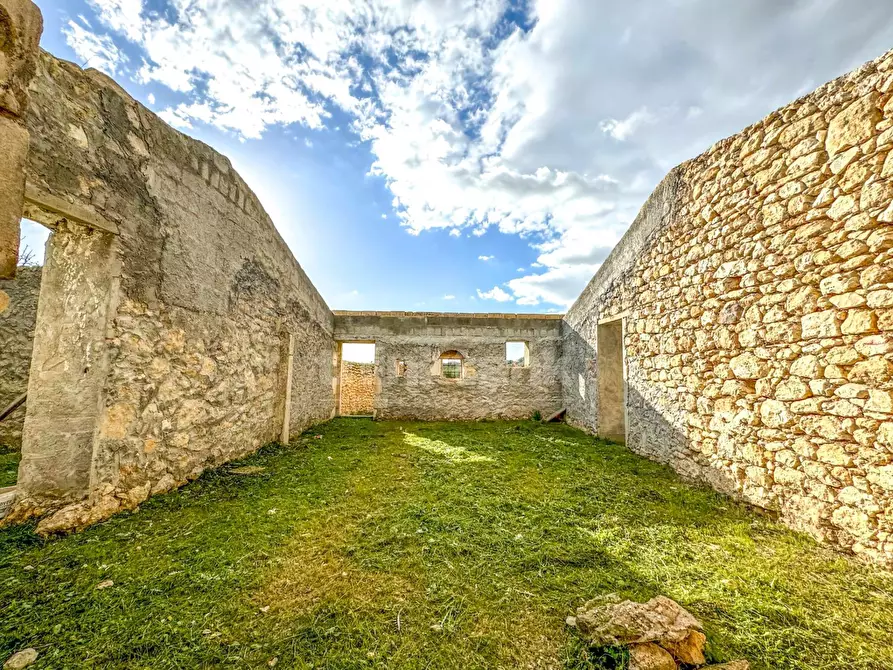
[1,0,892,565]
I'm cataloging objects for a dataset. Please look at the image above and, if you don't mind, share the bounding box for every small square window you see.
[441,359,462,379]
[506,341,529,367]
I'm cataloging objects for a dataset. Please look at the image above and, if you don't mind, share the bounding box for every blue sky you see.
[25,0,893,312]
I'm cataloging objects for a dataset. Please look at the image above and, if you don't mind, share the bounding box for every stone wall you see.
[340,361,376,416]
[0,0,42,280]
[0,266,40,450]
[7,51,336,533]
[334,312,563,420]
[564,49,893,564]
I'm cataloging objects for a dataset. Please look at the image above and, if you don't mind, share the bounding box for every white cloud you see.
[76,0,893,307]
[147,92,156,105]
[443,294,456,300]
[478,255,495,261]
[600,106,656,141]
[477,286,512,302]
[63,19,127,75]
[507,264,598,308]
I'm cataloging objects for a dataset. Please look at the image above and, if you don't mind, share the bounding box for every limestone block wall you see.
[563,49,893,564]
[0,267,40,449]
[340,361,376,415]
[8,52,335,533]
[334,312,563,420]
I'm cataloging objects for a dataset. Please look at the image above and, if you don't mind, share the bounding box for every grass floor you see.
[1,420,892,669]
[0,447,19,488]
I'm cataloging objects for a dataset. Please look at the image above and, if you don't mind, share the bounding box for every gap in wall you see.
[339,342,376,416]
[0,220,49,490]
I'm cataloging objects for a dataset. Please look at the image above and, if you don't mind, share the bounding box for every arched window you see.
[439,350,464,379]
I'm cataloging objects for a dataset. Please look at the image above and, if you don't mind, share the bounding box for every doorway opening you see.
[596,317,626,443]
[338,342,376,416]
[0,220,49,491]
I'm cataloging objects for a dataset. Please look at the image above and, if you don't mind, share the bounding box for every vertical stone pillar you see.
[0,0,43,281]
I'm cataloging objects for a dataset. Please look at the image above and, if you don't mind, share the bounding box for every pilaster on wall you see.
[0,0,43,280]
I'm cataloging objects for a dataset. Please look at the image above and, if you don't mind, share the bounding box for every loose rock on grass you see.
[3,648,39,670]
[571,595,749,670]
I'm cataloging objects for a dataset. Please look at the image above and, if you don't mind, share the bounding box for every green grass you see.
[1,420,892,669]
[0,446,19,488]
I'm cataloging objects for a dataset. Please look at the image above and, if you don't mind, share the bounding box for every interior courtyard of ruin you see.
[2,0,893,668]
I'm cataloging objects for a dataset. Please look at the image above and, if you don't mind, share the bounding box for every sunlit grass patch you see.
[403,431,494,463]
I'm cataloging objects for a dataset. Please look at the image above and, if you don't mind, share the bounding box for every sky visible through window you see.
[506,341,527,364]
[341,343,375,364]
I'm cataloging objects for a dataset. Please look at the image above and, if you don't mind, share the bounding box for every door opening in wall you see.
[338,342,376,417]
[0,220,50,491]
[596,318,626,444]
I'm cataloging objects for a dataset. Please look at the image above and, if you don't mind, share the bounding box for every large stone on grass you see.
[3,648,39,669]
[628,643,676,670]
[576,595,702,646]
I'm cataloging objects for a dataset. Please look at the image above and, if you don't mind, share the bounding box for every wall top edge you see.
[332,310,564,320]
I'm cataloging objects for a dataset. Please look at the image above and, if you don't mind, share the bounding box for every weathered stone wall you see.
[8,52,335,533]
[0,0,42,280]
[564,49,893,563]
[334,312,563,420]
[340,361,376,415]
[0,266,40,450]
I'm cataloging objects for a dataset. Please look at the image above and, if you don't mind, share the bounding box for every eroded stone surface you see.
[628,643,676,670]
[340,361,375,415]
[2,648,38,670]
[0,266,40,450]
[576,595,702,646]
[0,0,43,278]
[6,51,335,532]
[563,47,893,565]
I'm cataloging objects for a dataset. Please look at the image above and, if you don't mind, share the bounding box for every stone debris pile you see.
[569,595,749,670]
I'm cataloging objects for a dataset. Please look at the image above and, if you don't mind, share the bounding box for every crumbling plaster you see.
[7,50,336,532]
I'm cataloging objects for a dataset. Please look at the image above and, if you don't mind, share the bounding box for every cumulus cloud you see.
[63,19,127,75]
[75,0,893,306]
[443,294,456,300]
[477,286,512,302]
[600,107,656,141]
[478,255,495,261]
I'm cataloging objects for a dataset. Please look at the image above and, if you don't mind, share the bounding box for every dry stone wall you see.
[7,51,335,533]
[340,361,376,415]
[335,312,563,420]
[564,49,893,564]
[0,266,40,450]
